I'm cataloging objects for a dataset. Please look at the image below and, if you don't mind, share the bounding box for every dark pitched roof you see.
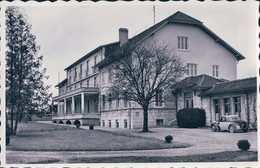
[64,42,119,71]
[171,74,224,92]
[96,11,245,69]
[55,78,68,87]
[200,77,257,96]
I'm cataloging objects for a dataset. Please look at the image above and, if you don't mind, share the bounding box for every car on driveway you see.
[211,115,248,133]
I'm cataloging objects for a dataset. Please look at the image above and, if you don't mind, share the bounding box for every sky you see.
[13,1,258,96]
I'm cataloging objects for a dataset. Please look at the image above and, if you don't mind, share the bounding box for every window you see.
[156,119,164,126]
[224,98,231,115]
[94,77,97,87]
[116,96,120,109]
[79,64,83,79]
[234,97,241,117]
[102,95,106,110]
[187,63,197,76]
[178,36,188,50]
[123,93,128,108]
[109,120,111,127]
[74,67,77,82]
[124,119,127,128]
[101,72,105,84]
[116,119,119,128]
[213,99,221,121]
[102,120,105,127]
[86,99,90,113]
[155,90,163,106]
[108,94,112,109]
[136,112,139,117]
[69,71,72,84]
[86,60,89,77]
[108,69,112,83]
[184,92,193,108]
[94,98,98,113]
[87,80,89,87]
[93,56,97,73]
[213,65,219,78]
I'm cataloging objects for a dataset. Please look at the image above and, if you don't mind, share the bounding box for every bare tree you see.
[108,39,186,132]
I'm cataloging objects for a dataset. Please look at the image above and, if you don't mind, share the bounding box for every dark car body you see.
[211,115,248,133]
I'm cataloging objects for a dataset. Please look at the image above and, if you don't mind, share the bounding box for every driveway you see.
[6,121,257,164]
[91,126,257,154]
[39,121,258,152]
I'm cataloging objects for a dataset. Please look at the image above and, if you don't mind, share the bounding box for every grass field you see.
[7,122,190,151]
[68,151,258,163]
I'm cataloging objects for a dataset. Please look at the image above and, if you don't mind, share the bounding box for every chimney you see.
[119,28,128,47]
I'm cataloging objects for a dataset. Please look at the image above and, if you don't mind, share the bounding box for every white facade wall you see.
[150,23,237,80]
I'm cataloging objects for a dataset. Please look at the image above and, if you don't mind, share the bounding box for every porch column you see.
[230,97,234,115]
[220,97,224,117]
[57,101,60,115]
[72,96,75,114]
[81,93,85,113]
[64,98,67,114]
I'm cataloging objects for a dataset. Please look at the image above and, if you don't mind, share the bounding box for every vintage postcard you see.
[0,1,259,168]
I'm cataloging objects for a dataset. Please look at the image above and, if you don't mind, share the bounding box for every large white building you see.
[52,11,245,128]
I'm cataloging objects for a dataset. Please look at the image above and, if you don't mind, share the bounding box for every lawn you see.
[7,122,189,151]
[68,151,258,163]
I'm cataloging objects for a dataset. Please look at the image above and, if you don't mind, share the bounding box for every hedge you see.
[177,108,206,128]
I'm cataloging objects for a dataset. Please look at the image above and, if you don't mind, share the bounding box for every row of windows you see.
[102,94,128,110]
[213,96,241,120]
[102,118,164,128]
[68,57,98,84]
[187,64,220,78]
[101,91,163,111]
[101,70,112,84]
[102,119,128,128]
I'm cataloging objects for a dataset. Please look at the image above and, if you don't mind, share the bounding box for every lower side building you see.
[172,75,257,128]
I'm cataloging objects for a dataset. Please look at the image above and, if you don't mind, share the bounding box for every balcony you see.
[53,84,99,101]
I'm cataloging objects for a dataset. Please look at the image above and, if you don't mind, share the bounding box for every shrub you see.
[177,108,206,128]
[165,135,173,143]
[89,125,94,130]
[76,124,80,128]
[237,139,251,151]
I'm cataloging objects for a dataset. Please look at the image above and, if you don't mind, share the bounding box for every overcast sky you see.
[16,1,258,96]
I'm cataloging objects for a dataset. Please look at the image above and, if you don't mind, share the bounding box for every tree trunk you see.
[142,106,149,132]
[13,111,19,135]
[10,108,14,134]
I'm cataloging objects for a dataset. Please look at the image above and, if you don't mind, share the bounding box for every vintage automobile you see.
[211,115,248,133]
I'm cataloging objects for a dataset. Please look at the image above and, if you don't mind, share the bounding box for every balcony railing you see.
[58,84,99,95]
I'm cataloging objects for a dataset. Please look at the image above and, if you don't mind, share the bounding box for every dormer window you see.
[86,60,89,77]
[79,64,83,79]
[69,71,72,84]
[178,36,188,50]
[74,67,77,82]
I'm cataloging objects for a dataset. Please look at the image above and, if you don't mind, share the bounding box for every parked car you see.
[211,115,248,133]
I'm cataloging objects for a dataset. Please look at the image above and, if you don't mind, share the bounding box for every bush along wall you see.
[177,108,206,128]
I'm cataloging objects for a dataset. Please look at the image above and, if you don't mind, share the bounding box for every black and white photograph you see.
[1,1,259,166]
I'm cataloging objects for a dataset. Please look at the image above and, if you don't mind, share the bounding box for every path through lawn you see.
[7,121,189,151]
